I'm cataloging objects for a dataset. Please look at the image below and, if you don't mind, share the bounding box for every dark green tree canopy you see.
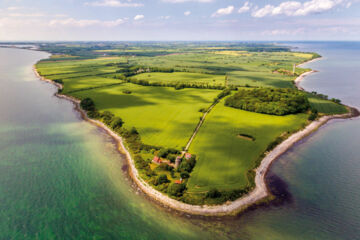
[225,88,310,116]
[80,98,95,112]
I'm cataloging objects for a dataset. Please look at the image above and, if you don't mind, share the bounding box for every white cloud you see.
[134,14,144,20]
[8,13,45,17]
[159,16,171,19]
[238,2,251,13]
[49,18,126,27]
[184,11,191,16]
[262,28,305,36]
[212,5,234,17]
[252,0,344,18]
[7,7,22,11]
[85,0,144,7]
[162,0,213,3]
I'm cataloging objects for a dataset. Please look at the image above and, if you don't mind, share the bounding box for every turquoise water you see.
[1,43,360,239]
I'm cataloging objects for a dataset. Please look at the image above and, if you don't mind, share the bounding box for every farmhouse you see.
[185,153,192,159]
[174,178,183,184]
[152,156,162,164]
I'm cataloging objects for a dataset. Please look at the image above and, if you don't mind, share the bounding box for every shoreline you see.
[33,56,358,216]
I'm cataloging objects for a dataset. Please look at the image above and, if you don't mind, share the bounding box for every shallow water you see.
[1,42,360,239]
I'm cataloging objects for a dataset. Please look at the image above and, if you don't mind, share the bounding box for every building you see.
[152,156,162,164]
[174,178,183,184]
[185,153,192,159]
[175,156,182,168]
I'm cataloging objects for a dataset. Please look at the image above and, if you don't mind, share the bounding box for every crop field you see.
[135,72,226,86]
[188,100,308,192]
[308,95,348,114]
[72,83,220,149]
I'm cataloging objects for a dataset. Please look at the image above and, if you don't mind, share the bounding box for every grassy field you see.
[188,100,308,192]
[35,43,347,204]
[72,83,220,149]
[135,72,226,86]
[308,95,348,114]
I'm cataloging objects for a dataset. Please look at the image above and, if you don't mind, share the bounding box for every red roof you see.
[153,156,161,163]
[185,153,192,159]
[174,179,182,184]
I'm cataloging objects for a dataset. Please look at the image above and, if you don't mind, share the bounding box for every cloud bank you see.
[252,0,344,18]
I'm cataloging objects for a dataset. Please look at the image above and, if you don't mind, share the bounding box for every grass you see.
[135,72,226,86]
[308,95,348,115]
[72,83,220,149]
[188,100,309,192]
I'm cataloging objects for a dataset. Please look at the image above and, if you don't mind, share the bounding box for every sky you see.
[0,0,359,41]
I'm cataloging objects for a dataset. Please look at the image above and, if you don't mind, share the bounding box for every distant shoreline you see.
[33,55,358,216]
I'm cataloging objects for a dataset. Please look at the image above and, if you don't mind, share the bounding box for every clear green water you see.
[1,43,360,240]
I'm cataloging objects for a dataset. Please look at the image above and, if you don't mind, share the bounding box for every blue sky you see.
[0,0,359,41]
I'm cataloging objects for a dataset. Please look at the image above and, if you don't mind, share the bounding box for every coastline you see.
[33,56,358,216]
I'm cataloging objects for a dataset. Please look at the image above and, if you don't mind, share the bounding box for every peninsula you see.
[34,42,356,216]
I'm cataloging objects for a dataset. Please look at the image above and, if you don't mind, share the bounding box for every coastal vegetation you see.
[35,42,348,206]
[224,88,310,115]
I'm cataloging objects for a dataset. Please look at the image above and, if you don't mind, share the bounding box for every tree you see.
[101,111,114,125]
[167,183,186,197]
[180,171,190,179]
[110,117,124,129]
[80,98,95,112]
[206,188,221,198]
[156,174,169,185]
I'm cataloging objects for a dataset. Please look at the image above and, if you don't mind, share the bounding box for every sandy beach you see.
[34,56,358,216]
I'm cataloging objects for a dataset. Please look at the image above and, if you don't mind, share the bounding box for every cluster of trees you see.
[116,65,175,77]
[310,91,341,104]
[213,88,233,103]
[123,77,227,91]
[225,88,310,116]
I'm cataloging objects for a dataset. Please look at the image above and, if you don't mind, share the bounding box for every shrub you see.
[168,183,186,197]
[101,111,114,125]
[80,98,96,112]
[155,174,169,185]
[111,117,124,129]
[206,188,221,198]
[180,171,190,179]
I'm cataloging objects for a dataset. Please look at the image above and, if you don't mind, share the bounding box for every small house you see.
[174,179,183,184]
[152,156,162,164]
[185,153,192,159]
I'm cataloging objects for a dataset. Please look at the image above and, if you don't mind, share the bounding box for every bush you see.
[122,89,132,94]
[101,111,114,125]
[155,174,169,185]
[206,188,221,198]
[110,117,124,129]
[168,183,186,197]
[80,98,96,112]
[308,111,318,121]
[180,171,190,179]
[130,127,138,135]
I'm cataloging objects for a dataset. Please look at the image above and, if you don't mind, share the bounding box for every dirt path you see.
[184,102,217,151]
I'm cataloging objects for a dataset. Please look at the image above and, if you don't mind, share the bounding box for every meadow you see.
[35,43,348,204]
[188,100,308,193]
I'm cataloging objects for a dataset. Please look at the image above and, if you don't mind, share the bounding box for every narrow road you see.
[184,101,217,151]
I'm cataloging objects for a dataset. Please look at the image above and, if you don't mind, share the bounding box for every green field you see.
[135,72,226,86]
[35,42,348,205]
[188,100,308,192]
[72,83,219,149]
